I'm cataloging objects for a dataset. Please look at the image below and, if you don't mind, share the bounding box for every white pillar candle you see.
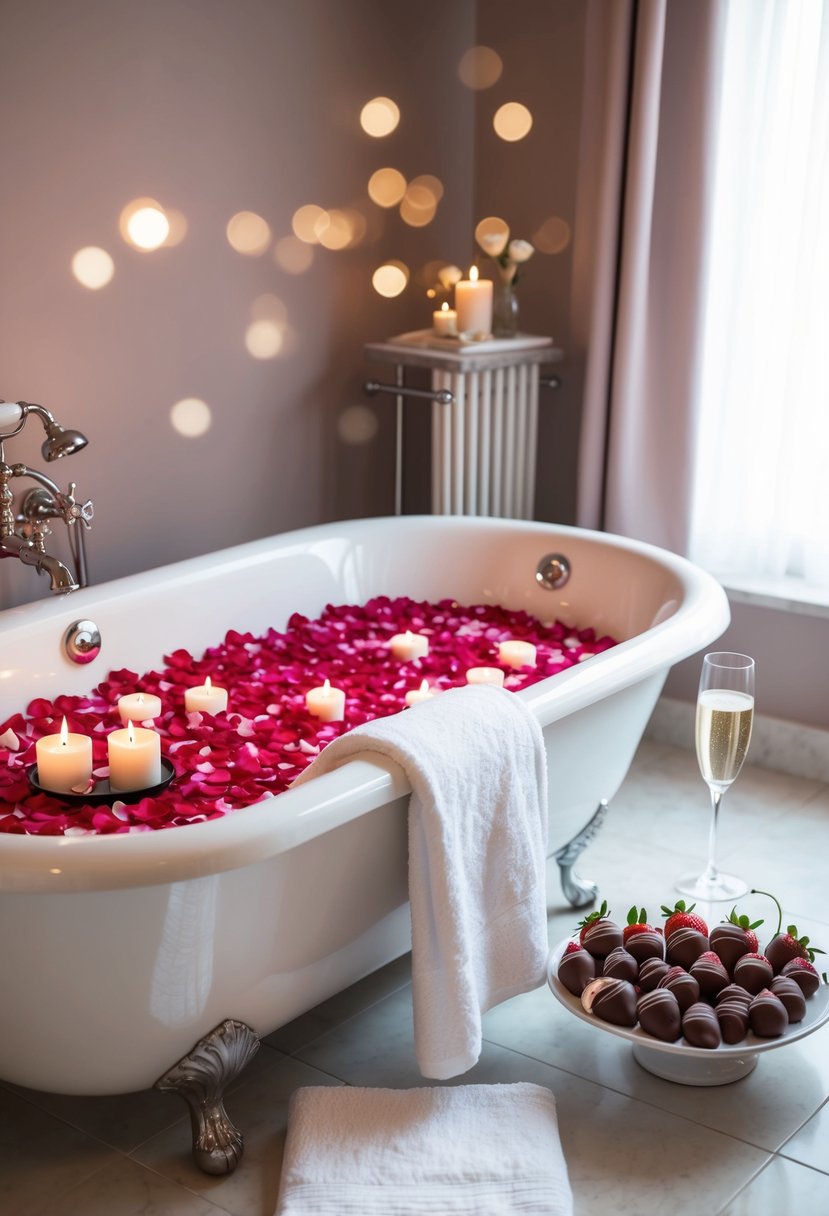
[389,630,430,661]
[306,678,346,722]
[454,266,493,338]
[184,676,228,715]
[433,302,458,335]
[405,679,436,707]
[497,640,537,669]
[35,717,93,794]
[117,692,163,725]
[108,722,162,792]
[465,666,505,687]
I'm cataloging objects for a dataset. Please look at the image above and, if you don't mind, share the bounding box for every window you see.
[689,0,829,588]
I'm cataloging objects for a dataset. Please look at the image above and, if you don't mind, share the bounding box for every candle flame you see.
[322,678,331,695]
[440,301,449,313]
[405,630,413,642]
[419,679,430,693]
[59,717,69,747]
[127,721,135,743]
[204,676,212,691]
[469,265,479,282]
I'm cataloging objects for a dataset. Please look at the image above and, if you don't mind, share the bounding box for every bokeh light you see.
[119,198,170,251]
[474,215,510,256]
[400,179,438,228]
[170,397,212,438]
[245,320,284,359]
[368,167,407,207]
[274,235,315,274]
[533,215,572,254]
[338,404,379,445]
[71,246,114,290]
[292,204,327,244]
[226,210,271,256]
[315,208,354,250]
[372,261,409,297]
[360,96,400,137]
[458,45,503,90]
[493,102,533,142]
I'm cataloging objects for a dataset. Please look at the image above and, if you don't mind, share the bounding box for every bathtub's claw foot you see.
[554,799,609,908]
[154,1018,260,1175]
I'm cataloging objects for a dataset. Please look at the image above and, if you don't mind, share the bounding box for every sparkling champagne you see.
[695,689,754,787]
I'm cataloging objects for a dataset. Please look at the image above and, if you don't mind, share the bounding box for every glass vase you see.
[492,280,519,338]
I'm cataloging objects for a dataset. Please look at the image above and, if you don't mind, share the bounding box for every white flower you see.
[507,239,534,264]
[477,231,509,257]
[438,264,463,289]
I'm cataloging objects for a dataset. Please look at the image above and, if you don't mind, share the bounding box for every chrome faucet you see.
[0,400,93,595]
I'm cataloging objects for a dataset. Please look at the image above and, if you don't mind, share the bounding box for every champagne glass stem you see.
[702,785,724,886]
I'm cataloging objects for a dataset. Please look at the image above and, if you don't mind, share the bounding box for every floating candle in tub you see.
[184,676,228,715]
[497,640,537,669]
[117,691,163,724]
[389,630,429,661]
[405,679,436,707]
[465,666,505,687]
[433,301,458,336]
[108,722,162,792]
[35,717,93,793]
[306,678,346,722]
[455,265,493,337]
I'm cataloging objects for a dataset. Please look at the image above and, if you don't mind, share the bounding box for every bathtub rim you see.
[0,516,730,893]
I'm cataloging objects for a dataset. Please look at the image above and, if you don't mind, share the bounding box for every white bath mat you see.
[275,1082,574,1215]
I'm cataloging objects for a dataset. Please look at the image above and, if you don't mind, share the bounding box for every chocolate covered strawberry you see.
[722,905,764,952]
[751,888,825,974]
[577,901,623,958]
[780,957,821,998]
[577,899,612,945]
[623,906,657,943]
[710,907,764,973]
[661,899,708,940]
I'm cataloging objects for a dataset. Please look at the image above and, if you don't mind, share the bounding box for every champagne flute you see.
[676,652,755,901]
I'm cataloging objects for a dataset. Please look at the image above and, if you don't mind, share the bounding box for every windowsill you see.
[716,572,829,620]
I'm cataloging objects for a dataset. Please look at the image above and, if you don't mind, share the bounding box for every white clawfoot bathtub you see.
[0,516,729,1100]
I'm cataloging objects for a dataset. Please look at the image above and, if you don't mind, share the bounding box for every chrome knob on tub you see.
[64,619,101,664]
[535,553,571,590]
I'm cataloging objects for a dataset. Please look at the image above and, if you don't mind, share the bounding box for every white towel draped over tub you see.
[275,1083,574,1215]
[294,684,550,1079]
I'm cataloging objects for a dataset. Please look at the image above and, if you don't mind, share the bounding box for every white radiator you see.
[431,363,540,519]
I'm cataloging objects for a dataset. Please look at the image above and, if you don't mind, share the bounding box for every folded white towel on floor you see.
[295,684,549,1079]
[275,1083,573,1215]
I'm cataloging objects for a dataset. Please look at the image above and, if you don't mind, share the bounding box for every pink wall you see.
[1,0,481,603]
[1,1,593,609]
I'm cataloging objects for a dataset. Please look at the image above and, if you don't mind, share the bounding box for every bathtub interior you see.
[0,516,689,723]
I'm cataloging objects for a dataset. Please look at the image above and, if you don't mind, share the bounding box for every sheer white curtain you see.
[574,0,725,552]
[688,0,829,585]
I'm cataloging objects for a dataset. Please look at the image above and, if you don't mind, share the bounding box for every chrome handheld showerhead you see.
[40,421,89,461]
[15,402,89,460]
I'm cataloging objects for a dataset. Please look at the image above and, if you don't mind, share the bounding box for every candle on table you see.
[35,717,93,794]
[497,640,537,669]
[465,666,505,687]
[184,676,228,715]
[454,266,493,338]
[405,679,436,707]
[433,301,458,336]
[389,630,429,661]
[117,692,163,725]
[306,678,346,722]
[108,722,162,792]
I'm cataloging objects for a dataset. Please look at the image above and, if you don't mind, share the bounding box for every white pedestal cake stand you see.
[547,939,829,1086]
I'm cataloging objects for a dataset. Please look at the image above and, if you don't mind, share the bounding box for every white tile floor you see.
[3,739,828,1215]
